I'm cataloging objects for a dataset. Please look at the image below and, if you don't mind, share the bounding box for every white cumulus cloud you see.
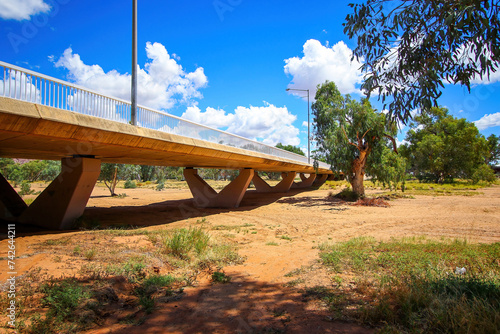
[474,112,500,130]
[53,42,207,110]
[228,103,300,146]
[284,39,363,98]
[181,102,300,146]
[453,42,500,85]
[182,106,235,129]
[0,0,50,20]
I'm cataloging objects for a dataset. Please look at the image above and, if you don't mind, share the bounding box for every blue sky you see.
[1,0,499,155]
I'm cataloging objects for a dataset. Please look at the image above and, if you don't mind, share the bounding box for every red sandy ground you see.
[1,184,499,333]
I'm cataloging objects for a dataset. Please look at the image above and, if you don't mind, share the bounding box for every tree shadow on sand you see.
[3,188,323,237]
[13,272,372,334]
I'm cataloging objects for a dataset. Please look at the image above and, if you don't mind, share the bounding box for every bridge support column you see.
[292,173,317,189]
[184,168,254,208]
[313,174,328,187]
[0,173,28,220]
[14,157,101,230]
[252,172,297,193]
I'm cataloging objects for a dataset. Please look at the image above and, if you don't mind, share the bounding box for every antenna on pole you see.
[131,0,138,125]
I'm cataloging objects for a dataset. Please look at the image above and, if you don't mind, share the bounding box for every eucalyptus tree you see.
[312,81,402,196]
[344,0,500,123]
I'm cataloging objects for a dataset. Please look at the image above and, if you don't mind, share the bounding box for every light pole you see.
[286,88,310,164]
[131,0,138,125]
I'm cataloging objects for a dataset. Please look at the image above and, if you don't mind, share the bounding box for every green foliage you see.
[105,258,147,283]
[344,0,500,123]
[40,279,90,323]
[212,271,231,283]
[1,159,61,182]
[162,227,211,259]
[124,180,137,189]
[134,275,179,314]
[472,164,497,184]
[312,81,403,196]
[401,107,489,183]
[141,275,177,289]
[19,181,35,196]
[0,158,14,175]
[100,163,141,195]
[368,145,407,191]
[139,165,156,182]
[84,248,97,261]
[331,188,360,202]
[318,237,500,332]
[486,134,500,165]
[156,181,165,191]
[162,166,184,181]
[276,143,305,156]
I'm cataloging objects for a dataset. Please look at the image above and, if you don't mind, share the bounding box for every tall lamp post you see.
[131,0,138,125]
[286,88,310,164]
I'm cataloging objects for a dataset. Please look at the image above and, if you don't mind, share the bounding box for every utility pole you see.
[131,0,138,125]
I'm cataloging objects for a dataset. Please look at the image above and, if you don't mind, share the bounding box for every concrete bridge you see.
[0,61,333,230]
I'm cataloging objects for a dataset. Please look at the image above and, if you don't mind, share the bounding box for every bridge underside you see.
[0,97,334,230]
[0,97,331,173]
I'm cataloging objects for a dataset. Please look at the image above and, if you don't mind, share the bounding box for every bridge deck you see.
[0,97,331,174]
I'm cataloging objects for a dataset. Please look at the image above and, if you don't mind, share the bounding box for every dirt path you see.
[1,184,499,333]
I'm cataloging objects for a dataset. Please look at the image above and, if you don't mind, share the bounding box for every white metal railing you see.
[0,61,330,169]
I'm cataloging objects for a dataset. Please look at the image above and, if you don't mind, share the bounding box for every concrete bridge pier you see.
[313,174,328,187]
[0,157,101,230]
[252,172,297,193]
[292,173,317,189]
[183,168,254,208]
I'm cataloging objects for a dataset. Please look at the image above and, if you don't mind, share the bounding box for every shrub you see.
[19,181,35,196]
[142,275,177,289]
[41,279,90,322]
[332,188,360,201]
[156,182,165,191]
[163,227,210,259]
[84,248,97,261]
[212,271,231,283]
[318,237,500,333]
[472,164,497,184]
[124,180,137,189]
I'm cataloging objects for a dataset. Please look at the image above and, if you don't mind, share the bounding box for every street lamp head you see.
[286,88,290,91]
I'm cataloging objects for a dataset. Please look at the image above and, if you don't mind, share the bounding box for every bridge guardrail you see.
[0,61,331,170]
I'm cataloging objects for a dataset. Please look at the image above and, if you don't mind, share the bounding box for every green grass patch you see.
[380,180,493,197]
[331,188,360,201]
[284,278,305,287]
[42,238,71,246]
[23,278,94,333]
[317,237,500,332]
[211,271,231,283]
[162,227,210,259]
[154,227,243,271]
[141,275,177,289]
